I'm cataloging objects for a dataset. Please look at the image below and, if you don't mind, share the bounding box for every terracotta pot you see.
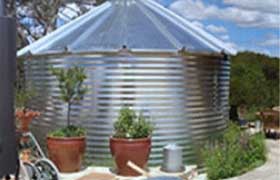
[110,137,151,176]
[16,109,40,133]
[47,136,86,172]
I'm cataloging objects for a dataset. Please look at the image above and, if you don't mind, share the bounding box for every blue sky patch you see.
[157,0,280,57]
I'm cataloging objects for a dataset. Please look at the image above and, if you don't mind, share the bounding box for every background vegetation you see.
[230,51,279,120]
[202,51,278,177]
[5,0,105,49]
[230,51,279,108]
[202,123,266,180]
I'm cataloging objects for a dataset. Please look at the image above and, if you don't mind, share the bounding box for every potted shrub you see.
[47,66,87,172]
[15,88,40,133]
[110,107,154,176]
[15,87,41,162]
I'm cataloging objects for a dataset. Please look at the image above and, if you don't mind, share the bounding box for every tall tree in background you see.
[5,0,105,49]
[4,0,105,91]
[230,51,279,109]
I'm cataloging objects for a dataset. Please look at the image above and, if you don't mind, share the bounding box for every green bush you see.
[230,52,279,108]
[113,107,154,139]
[15,86,36,109]
[243,107,260,122]
[49,66,87,137]
[202,122,266,180]
[48,125,86,137]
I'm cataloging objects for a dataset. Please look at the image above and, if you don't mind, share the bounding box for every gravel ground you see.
[227,140,280,180]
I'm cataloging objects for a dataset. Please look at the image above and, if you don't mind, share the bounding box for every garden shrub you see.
[113,107,154,139]
[202,122,266,180]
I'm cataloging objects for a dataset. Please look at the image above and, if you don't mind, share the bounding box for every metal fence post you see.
[0,0,17,176]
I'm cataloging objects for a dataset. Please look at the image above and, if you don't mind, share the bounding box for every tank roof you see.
[18,0,236,56]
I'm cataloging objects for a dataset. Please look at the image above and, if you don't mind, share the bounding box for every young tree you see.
[50,66,87,128]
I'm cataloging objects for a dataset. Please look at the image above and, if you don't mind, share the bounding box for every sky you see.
[156,0,280,57]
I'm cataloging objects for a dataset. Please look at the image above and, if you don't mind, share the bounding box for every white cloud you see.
[191,21,234,50]
[190,20,233,49]
[221,34,230,41]
[206,24,227,34]
[169,0,218,20]
[223,7,279,28]
[224,41,238,50]
[223,0,279,14]
[260,39,279,47]
[191,20,204,29]
[259,34,280,47]
[169,0,280,28]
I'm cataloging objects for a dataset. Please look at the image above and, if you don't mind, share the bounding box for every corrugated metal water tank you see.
[19,0,234,165]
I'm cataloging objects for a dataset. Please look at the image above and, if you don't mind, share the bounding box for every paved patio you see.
[60,166,199,180]
[60,139,280,180]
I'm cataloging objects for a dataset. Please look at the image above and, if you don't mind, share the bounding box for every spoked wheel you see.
[35,158,59,180]
[21,162,40,180]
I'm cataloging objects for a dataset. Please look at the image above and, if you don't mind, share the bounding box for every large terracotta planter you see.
[47,136,86,172]
[110,137,151,176]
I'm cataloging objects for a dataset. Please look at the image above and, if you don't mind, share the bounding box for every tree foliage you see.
[50,66,87,127]
[230,51,279,108]
[15,86,36,109]
[48,66,88,138]
[4,0,106,49]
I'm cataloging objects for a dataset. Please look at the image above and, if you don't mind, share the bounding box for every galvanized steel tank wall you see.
[25,52,229,165]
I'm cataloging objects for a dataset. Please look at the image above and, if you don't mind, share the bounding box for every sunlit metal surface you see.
[25,51,230,165]
[18,0,236,56]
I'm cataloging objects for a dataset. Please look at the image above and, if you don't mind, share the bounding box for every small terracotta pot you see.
[16,109,40,133]
[110,137,151,176]
[47,136,86,172]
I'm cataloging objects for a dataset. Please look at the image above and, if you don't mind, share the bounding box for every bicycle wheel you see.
[35,158,59,180]
[22,162,40,180]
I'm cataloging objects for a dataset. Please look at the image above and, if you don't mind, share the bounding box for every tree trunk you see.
[67,103,71,127]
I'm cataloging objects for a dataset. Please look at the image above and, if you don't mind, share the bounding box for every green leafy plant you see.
[49,66,87,137]
[15,87,36,110]
[49,125,86,137]
[243,107,260,122]
[113,107,154,139]
[201,122,266,180]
